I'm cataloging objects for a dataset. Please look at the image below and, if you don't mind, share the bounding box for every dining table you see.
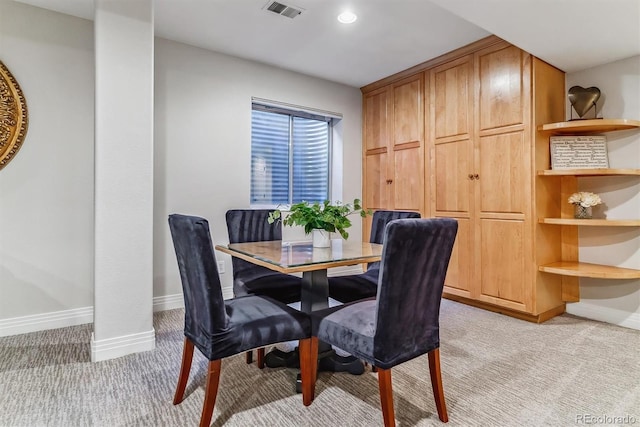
[215,238,383,381]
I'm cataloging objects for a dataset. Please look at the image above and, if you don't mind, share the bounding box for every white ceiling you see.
[13,0,640,88]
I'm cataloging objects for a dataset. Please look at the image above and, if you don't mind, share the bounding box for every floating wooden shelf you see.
[538,168,640,176]
[539,262,640,279]
[538,119,640,134]
[539,218,640,226]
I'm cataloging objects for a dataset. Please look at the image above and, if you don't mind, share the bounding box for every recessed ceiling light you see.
[337,11,357,24]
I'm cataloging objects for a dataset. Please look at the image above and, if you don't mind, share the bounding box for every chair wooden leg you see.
[173,338,195,405]
[310,337,319,387]
[257,348,265,369]
[377,368,395,427]
[200,359,222,427]
[302,336,319,401]
[428,348,449,423]
[245,351,253,364]
[298,338,315,406]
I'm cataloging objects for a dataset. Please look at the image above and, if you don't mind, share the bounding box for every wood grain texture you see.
[443,293,566,323]
[364,152,389,209]
[478,131,527,214]
[364,39,568,320]
[538,119,640,134]
[538,168,640,176]
[428,349,449,423]
[434,139,472,213]
[430,56,474,298]
[363,74,424,216]
[539,262,640,279]
[478,45,525,131]
[533,57,566,311]
[364,88,390,151]
[215,241,383,274]
[393,146,423,210]
[377,369,396,427]
[441,216,472,293]
[393,76,423,145]
[539,218,640,226]
[479,219,527,307]
[433,56,472,140]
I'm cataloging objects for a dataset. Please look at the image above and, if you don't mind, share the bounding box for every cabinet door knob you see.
[386,179,393,184]
[474,174,479,180]
[468,174,474,180]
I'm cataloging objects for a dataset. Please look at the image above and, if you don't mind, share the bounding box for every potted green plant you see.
[268,199,372,247]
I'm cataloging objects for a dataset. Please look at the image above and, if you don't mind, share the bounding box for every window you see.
[251,102,333,205]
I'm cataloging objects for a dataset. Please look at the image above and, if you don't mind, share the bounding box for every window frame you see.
[250,101,336,209]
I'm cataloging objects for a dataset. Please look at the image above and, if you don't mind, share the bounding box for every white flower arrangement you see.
[568,192,602,208]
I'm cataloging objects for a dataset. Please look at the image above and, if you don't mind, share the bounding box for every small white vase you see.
[312,229,331,248]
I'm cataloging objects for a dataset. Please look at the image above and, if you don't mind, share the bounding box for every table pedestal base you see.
[265,269,366,391]
[265,347,364,374]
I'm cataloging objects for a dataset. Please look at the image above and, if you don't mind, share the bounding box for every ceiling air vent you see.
[263,1,303,19]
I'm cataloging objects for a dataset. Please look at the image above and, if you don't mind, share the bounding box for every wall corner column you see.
[92,0,155,362]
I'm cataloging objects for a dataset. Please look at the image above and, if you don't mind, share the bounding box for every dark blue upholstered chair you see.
[168,214,314,427]
[225,209,302,303]
[225,209,303,366]
[328,210,420,303]
[305,218,458,426]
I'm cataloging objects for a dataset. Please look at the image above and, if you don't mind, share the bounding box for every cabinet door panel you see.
[434,58,471,139]
[393,76,423,145]
[479,219,526,305]
[478,46,525,130]
[364,90,389,151]
[442,216,472,293]
[434,140,472,213]
[479,131,527,214]
[393,147,422,210]
[365,152,389,209]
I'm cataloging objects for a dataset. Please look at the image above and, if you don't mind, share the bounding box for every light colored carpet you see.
[1,300,638,426]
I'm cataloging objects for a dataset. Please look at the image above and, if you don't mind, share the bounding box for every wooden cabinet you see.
[363,36,569,322]
[430,55,474,296]
[362,74,424,235]
[536,119,640,300]
[430,42,556,316]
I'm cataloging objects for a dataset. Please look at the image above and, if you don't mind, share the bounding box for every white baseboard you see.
[0,293,184,338]
[0,306,94,338]
[91,328,156,362]
[152,293,184,312]
[566,303,640,330]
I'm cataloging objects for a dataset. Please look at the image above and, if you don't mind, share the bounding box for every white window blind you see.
[251,103,331,205]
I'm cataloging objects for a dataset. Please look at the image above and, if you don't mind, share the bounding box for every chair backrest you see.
[168,214,227,356]
[374,218,458,366]
[367,210,421,270]
[225,209,282,281]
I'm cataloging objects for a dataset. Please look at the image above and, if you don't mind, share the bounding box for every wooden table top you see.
[215,240,383,274]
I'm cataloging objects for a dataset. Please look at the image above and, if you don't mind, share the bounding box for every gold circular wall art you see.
[0,60,29,171]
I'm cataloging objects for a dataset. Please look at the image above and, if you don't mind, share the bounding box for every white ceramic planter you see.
[312,229,331,248]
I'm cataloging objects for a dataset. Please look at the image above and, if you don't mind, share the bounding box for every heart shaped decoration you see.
[568,86,600,118]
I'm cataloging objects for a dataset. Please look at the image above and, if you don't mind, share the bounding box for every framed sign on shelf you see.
[550,135,609,170]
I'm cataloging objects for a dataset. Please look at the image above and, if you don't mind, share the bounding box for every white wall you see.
[0,1,95,331]
[153,38,364,298]
[565,55,640,329]
[0,2,363,335]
